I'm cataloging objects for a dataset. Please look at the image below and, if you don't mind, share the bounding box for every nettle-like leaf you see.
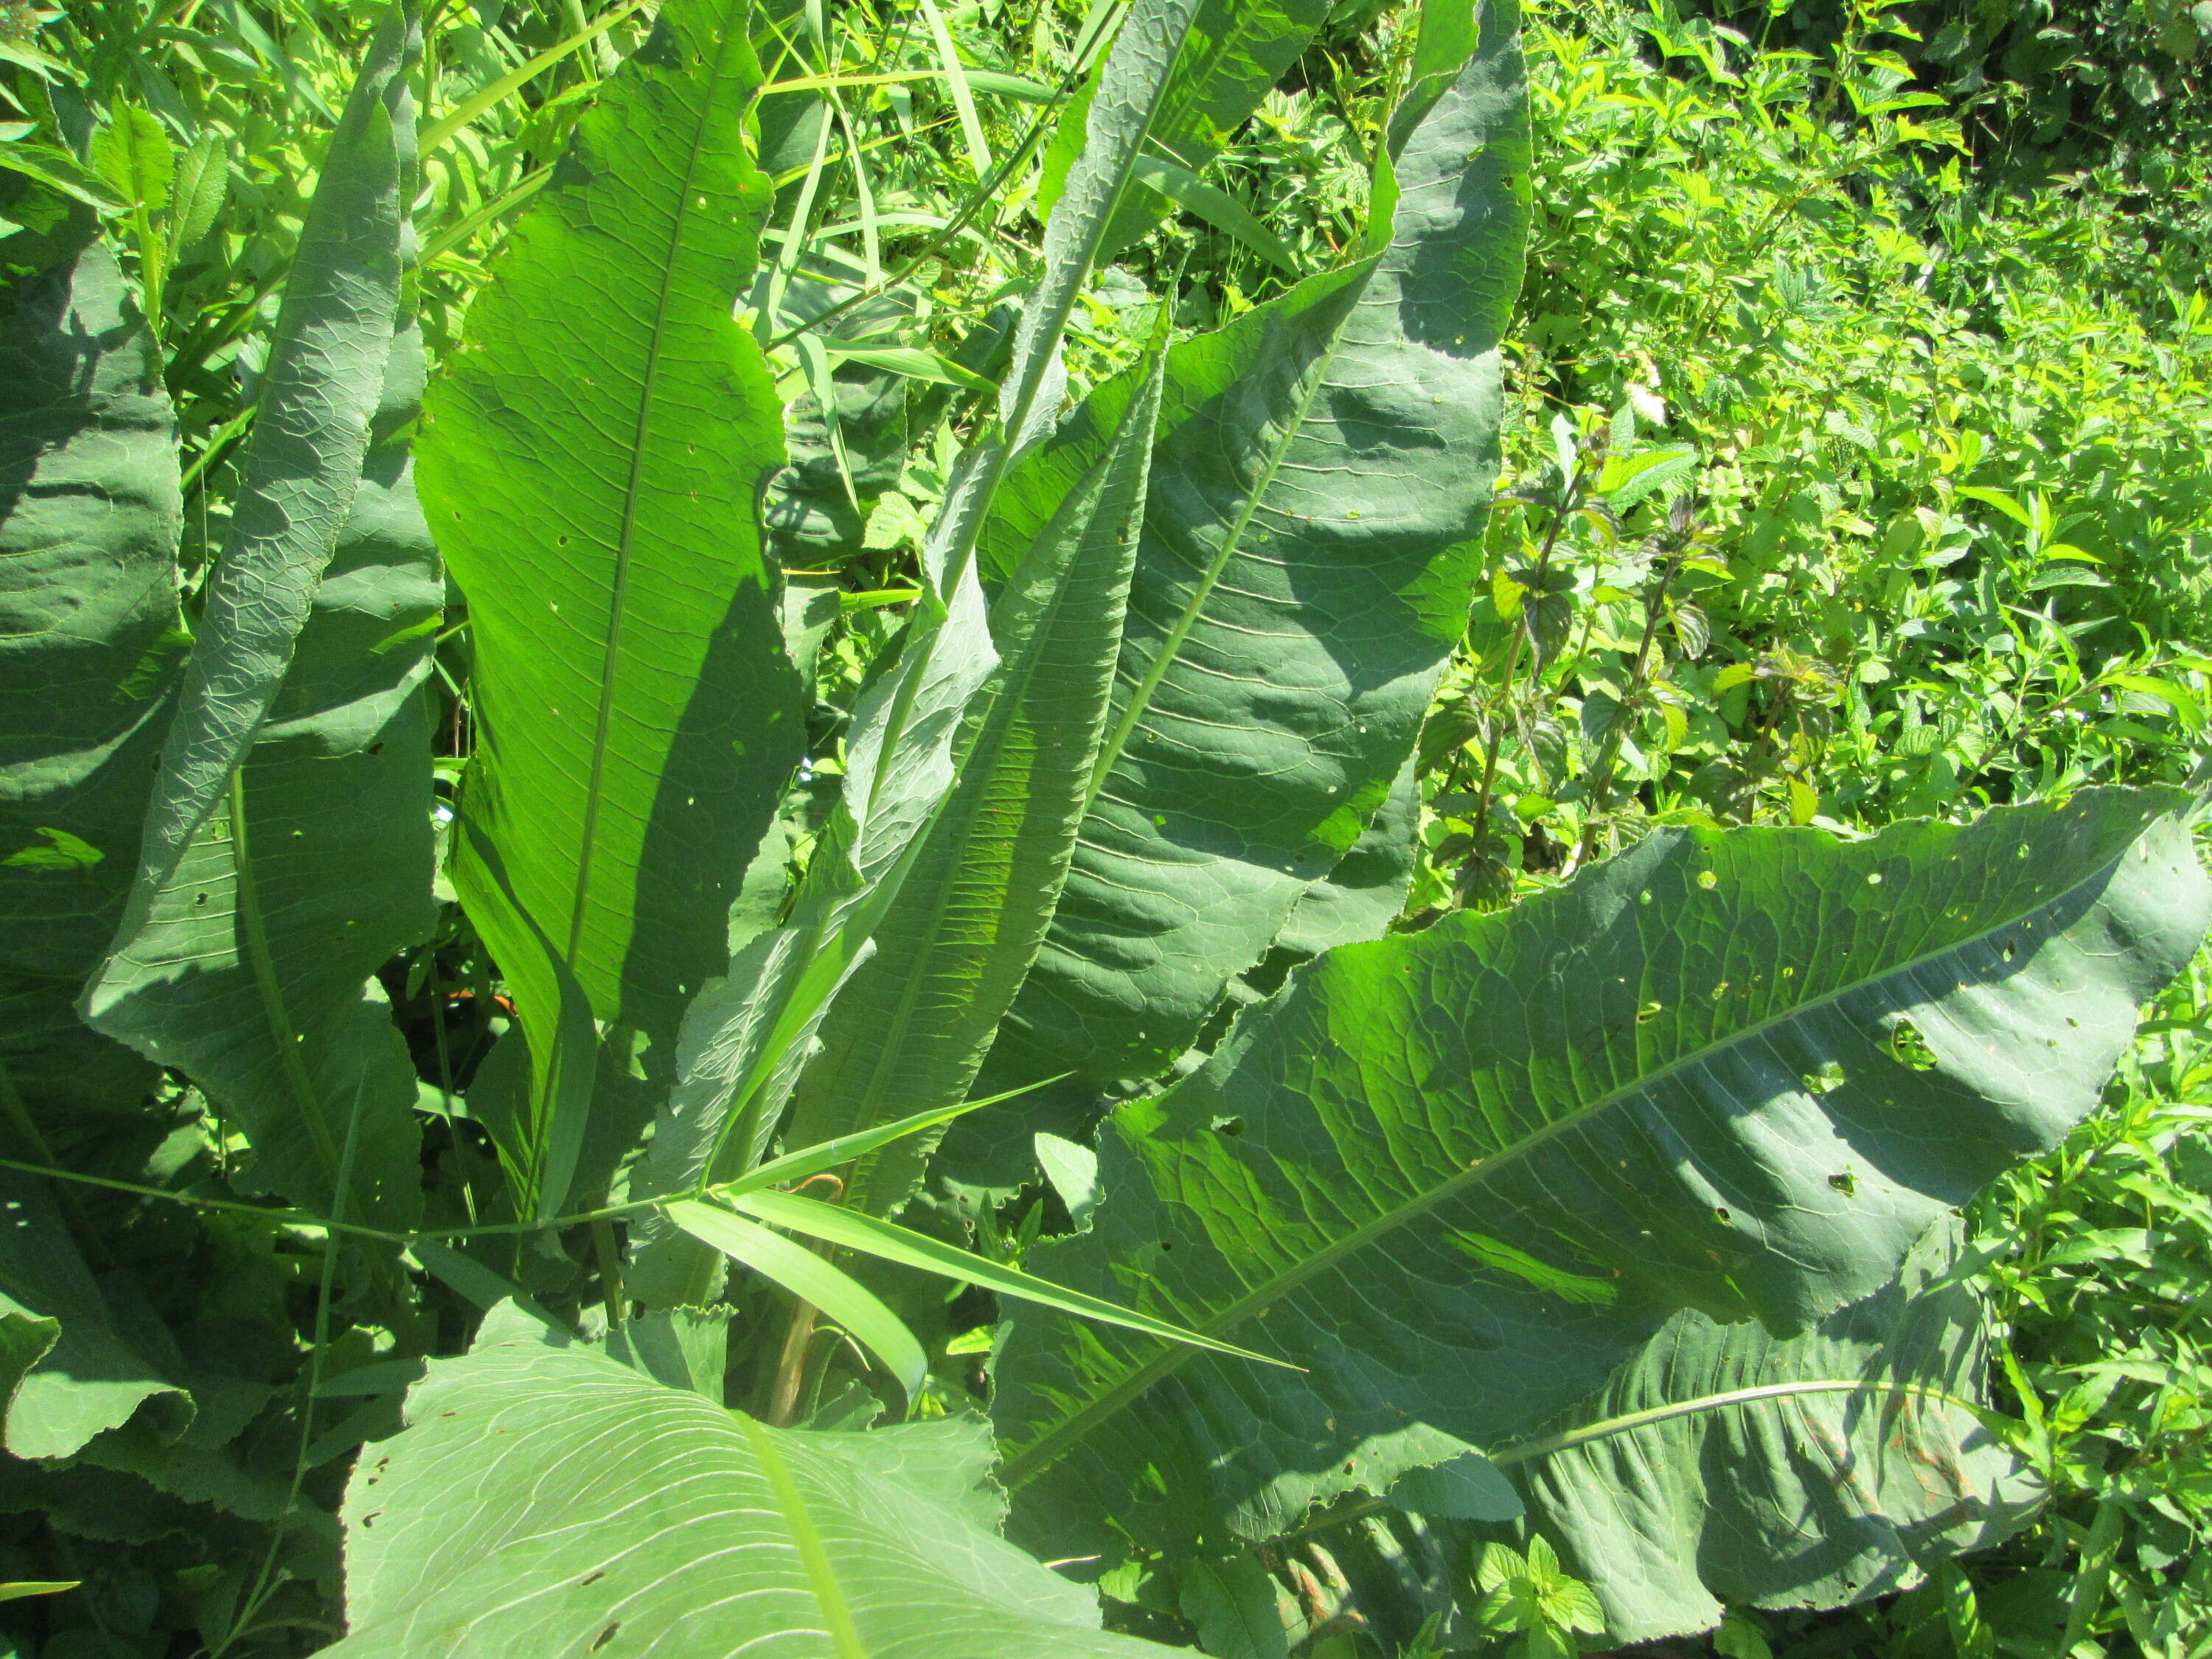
[322,1314,1174,1658]
[0,224,181,1129]
[944,0,1532,1185]
[992,791,2211,1601]
[417,0,805,1208]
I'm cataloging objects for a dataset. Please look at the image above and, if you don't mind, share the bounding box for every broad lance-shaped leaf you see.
[624,568,998,1301]
[94,0,411,972]
[779,341,1169,1217]
[321,1312,1175,1658]
[627,0,1197,1298]
[417,0,804,1071]
[0,223,181,1129]
[84,2,437,1228]
[83,322,442,1229]
[1040,0,1332,258]
[935,748,1423,1206]
[990,789,2211,1560]
[950,0,1531,1181]
[1480,1222,2032,1644]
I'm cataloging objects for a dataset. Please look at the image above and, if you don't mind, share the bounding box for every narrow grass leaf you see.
[1130,152,1297,268]
[723,1189,1293,1366]
[917,0,992,183]
[417,0,648,154]
[666,1200,927,1400]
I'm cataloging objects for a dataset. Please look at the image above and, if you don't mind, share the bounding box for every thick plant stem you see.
[765,1299,820,1425]
[1575,540,1690,866]
[591,1215,627,1329]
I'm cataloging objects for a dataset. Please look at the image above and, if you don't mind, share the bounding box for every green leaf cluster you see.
[1,1,2209,1658]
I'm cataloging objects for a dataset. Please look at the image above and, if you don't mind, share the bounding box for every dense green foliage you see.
[1,0,2209,1655]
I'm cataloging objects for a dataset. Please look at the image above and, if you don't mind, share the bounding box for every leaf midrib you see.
[843,392,1155,1176]
[1486,1377,1978,1467]
[1083,279,1362,809]
[736,1415,869,1659]
[998,834,2132,1486]
[564,10,749,973]
[228,767,335,1177]
[844,470,1110,1154]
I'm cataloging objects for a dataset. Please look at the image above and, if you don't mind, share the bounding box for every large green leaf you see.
[0,1171,185,1460]
[416,0,804,1065]
[96,0,414,973]
[1040,0,1332,258]
[990,790,2211,1565]
[624,566,1001,1299]
[0,1292,60,1450]
[1302,1224,2030,1649]
[82,327,441,1228]
[779,342,1169,1216]
[83,7,439,1226]
[627,0,1200,1299]
[955,0,1531,1175]
[1481,1222,2032,1643]
[1269,754,1422,963]
[0,224,181,1128]
[322,1312,1175,1658]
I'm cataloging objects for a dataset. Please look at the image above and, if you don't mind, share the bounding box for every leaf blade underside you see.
[992,790,2210,1571]
[324,1324,1175,1658]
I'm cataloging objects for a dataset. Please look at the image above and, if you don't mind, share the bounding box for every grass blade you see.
[1130,152,1297,269]
[417,0,648,155]
[667,1200,928,1401]
[723,1189,1295,1367]
[917,0,992,184]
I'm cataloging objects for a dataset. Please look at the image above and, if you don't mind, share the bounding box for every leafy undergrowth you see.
[1,0,2209,1655]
